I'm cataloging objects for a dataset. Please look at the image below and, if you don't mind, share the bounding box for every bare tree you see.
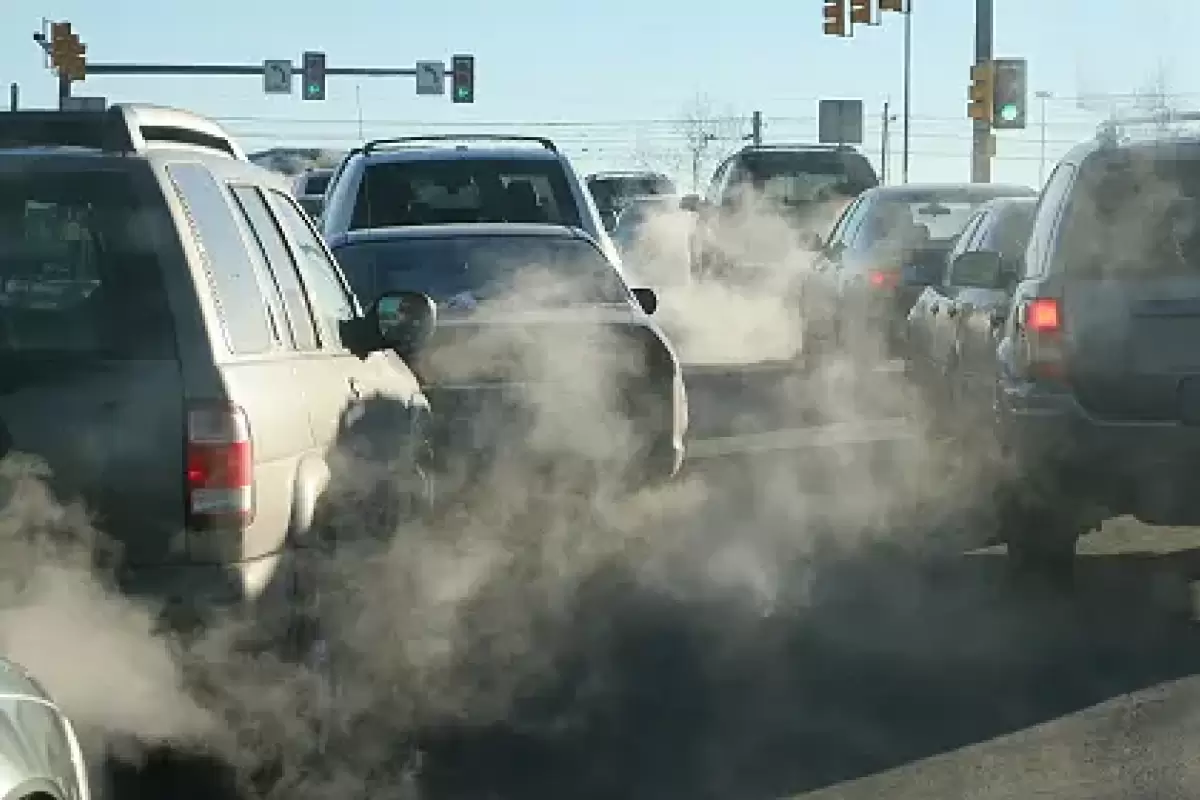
[673,94,745,193]
[1132,64,1180,136]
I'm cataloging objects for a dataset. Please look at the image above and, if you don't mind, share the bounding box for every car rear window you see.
[1061,149,1200,277]
[0,167,175,360]
[588,176,675,210]
[730,151,879,202]
[302,173,331,195]
[350,158,582,230]
[333,235,631,308]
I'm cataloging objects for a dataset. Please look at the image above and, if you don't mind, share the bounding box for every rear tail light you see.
[1020,296,1064,380]
[868,269,900,289]
[186,403,254,528]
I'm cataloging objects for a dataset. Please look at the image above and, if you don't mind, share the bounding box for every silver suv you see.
[0,105,434,623]
[319,134,627,273]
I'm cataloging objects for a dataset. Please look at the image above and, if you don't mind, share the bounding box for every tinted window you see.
[351,158,582,229]
[0,168,175,360]
[588,175,676,212]
[983,202,1036,260]
[269,191,356,349]
[1060,150,1200,278]
[859,191,1025,248]
[167,163,272,354]
[302,173,331,195]
[728,150,879,203]
[230,185,318,351]
[333,235,631,308]
[1026,164,1075,278]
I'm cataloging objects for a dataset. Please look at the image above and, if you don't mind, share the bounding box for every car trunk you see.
[1066,276,1200,422]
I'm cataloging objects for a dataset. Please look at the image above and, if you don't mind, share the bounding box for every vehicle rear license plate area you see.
[1178,377,1200,426]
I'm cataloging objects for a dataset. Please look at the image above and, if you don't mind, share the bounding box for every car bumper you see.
[1001,382,1200,523]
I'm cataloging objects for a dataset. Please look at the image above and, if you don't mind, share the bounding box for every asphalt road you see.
[108,361,1200,800]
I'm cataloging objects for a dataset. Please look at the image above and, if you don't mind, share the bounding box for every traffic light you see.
[451,55,474,103]
[850,0,872,25]
[823,0,847,36]
[968,60,994,123]
[301,51,326,101]
[879,0,907,10]
[991,58,1027,129]
[49,22,86,82]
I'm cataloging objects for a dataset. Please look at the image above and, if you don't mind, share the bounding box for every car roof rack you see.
[742,142,856,152]
[362,134,558,155]
[0,103,246,160]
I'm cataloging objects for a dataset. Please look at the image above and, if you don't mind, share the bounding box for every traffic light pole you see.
[971,0,993,182]
[57,71,70,109]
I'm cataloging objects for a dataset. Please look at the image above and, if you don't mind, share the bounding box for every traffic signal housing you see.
[823,0,847,36]
[968,60,994,124]
[850,0,872,25]
[451,55,474,103]
[879,0,907,10]
[49,22,86,82]
[991,58,1028,129]
[302,51,326,101]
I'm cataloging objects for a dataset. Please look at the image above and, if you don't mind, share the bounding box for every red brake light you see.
[186,403,253,527]
[1026,297,1061,333]
[868,269,899,289]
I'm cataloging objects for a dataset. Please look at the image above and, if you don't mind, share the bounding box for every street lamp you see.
[1035,90,1052,185]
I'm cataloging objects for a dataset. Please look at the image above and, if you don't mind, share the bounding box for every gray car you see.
[0,658,91,800]
[0,105,434,632]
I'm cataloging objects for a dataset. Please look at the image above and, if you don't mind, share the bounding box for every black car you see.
[328,223,688,493]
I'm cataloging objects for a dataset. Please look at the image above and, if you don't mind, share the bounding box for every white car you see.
[0,657,91,800]
[319,135,627,276]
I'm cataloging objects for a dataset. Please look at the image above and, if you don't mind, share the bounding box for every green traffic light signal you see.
[999,103,1018,122]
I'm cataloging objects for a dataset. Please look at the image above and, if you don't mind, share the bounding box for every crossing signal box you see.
[991,58,1028,129]
[968,61,994,124]
[823,0,847,36]
[49,22,86,82]
[302,51,326,101]
[451,55,474,103]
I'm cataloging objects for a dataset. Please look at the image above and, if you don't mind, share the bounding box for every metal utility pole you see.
[971,0,994,182]
[751,110,763,146]
[880,101,891,183]
[1036,90,1052,185]
[8,84,17,111]
[901,0,913,182]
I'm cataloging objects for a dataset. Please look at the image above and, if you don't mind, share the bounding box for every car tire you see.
[996,489,1084,584]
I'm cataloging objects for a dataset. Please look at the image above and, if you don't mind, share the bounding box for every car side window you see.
[268,189,358,351]
[825,196,863,247]
[229,185,320,351]
[840,196,875,252]
[1025,164,1076,278]
[166,163,274,355]
[706,160,730,205]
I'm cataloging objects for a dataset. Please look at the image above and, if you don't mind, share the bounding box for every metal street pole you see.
[1036,90,1052,185]
[971,0,994,182]
[881,101,890,183]
[901,1,912,182]
[8,83,17,111]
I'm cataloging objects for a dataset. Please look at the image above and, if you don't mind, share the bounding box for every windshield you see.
[729,151,878,204]
[0,168,173,360]
[333,235,632,309]
[861,194,1013,248]
[351,158,582,230]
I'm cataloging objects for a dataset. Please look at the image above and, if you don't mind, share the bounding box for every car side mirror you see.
[951,251,1004,289]
[372,290,437,357]
[632,287,658,315]
[679,194,701,213]
[600,209,618,233]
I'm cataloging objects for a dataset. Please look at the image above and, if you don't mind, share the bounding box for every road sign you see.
[263,60,292,94]
[415,61,445,95]
[818,99,864,144]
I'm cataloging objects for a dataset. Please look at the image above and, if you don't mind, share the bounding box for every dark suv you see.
[983,134,1200,570]
[683,144,879,281]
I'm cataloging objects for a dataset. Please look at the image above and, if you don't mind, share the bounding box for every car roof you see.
[587,170,669,179]
[331,222,594,246]
[1064,133,1200,166]
[354,146,562,164]
[866,182,1037,200]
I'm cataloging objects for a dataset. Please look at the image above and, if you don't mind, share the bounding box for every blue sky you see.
[4,0,1199,190]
